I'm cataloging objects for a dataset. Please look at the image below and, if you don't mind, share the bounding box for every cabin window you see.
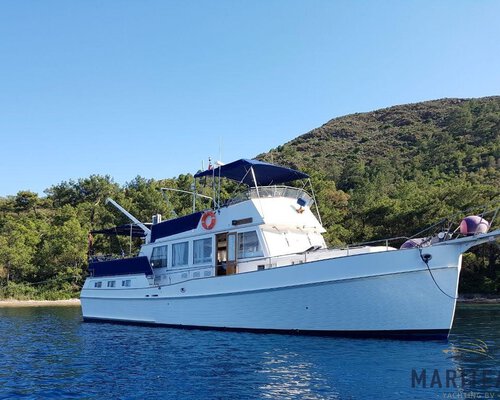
[238,231,263,259]
[107,281,116,288]
[172,242,189,267]
[122,279,131,287]
[151,245,168,268]
[94,281,102,288]
[193,238,212,264]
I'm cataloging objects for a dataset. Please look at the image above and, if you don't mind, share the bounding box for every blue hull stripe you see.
[82,317,449,341]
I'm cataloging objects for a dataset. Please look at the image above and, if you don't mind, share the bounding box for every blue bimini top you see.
[194,159,308,186]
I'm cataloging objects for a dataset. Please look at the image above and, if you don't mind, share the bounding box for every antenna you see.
[219,137,222,164]
[208,156,216,208]
[215,160,225,210]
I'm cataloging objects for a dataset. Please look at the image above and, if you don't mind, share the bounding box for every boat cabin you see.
[87,159,331,287]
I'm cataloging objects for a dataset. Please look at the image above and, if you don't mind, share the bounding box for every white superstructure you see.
[81,159,499,339]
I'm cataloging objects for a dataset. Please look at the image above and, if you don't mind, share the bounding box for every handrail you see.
[225,185,314,207]
[409,204,500,240]
[345,205,500,251]
[250,206,500,266]
[345,237,409,254]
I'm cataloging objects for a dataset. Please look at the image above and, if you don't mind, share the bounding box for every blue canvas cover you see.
[194,159,308,186]
[150,211,203,242]
[89,256,153,277]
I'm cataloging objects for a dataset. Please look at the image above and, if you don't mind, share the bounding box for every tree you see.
[0,216,42,283]
[36,205,88,285]
[123,176,172,222]
[338,157,366,191]
[14,191,39,215]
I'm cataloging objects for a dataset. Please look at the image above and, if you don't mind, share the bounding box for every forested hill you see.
[258,96,500,294]
[260,96,499,188]
[0,96,499,299]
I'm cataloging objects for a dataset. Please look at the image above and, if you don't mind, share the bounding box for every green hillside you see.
[0,97,499,299]
[259,96,499,294]
[260,97,499,184]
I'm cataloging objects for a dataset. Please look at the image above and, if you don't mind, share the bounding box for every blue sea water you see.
[0,304,498,399]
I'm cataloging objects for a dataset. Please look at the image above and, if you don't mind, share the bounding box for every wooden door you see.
[226,232,237,275]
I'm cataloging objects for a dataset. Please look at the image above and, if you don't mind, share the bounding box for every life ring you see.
[201,210,216,230]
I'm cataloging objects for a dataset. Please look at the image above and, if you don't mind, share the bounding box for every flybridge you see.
[193,158,321,225]
[86,157,326,288]
[90,158,320,246]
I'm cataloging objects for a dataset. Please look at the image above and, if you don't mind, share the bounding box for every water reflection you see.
[258,351,338,399]
[0,304,498,399]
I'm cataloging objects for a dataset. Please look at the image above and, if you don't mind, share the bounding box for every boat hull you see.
[81,245,462,340]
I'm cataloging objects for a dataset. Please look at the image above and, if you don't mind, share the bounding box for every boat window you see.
[238,231,263,259]
[151,245,168,268]
[122,280,131,287]
[172,241,189,267]
[228,234,237,262]
[94,281,102,288]
[193,238,212,264]
[107,281,116,288]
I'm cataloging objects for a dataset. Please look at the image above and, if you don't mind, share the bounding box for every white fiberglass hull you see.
[80,241,472,340]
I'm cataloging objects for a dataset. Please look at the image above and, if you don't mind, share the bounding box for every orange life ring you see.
[201,210,216,230]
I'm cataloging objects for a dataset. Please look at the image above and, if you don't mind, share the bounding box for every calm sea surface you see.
[0,304,498,400]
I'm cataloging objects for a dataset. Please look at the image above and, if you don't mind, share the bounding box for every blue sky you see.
[0,1,499,196]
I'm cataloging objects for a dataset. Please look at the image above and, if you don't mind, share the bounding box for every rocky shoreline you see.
[457,296,500,304]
